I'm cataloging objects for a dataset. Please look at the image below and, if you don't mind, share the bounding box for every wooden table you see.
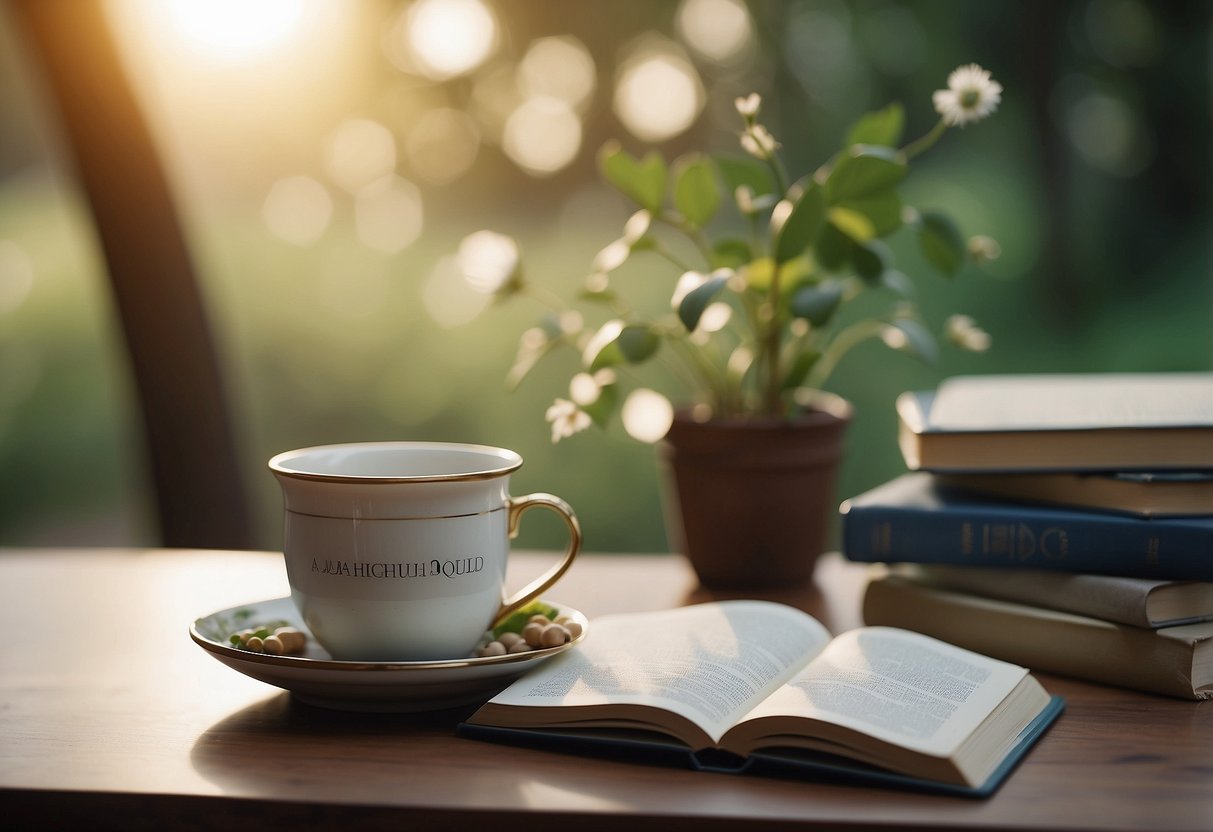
[1,548,1210,831]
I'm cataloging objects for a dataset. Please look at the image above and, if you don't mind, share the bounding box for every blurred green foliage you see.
[0,0,1209,553]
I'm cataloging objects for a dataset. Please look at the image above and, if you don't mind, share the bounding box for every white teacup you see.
[268,441,581,662]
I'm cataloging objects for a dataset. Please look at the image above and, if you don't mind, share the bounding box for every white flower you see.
[458,230,521,294]
[545,398,591,443]
[740,124,780,159]
[932,63,1003,127]
[946,314,992,352]
[968,235,1002,264]
[734,93,761,119]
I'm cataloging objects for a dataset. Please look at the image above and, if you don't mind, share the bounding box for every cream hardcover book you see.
[460,601,1062,796]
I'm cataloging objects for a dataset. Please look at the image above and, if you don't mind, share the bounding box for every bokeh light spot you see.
[503,96,583,176]
[518,36,597,110]
[622,388,674,444]
[676,0,752,63]
[355,174,423,253]
[1065,90,1151,176]
[613,44,704,142]
[325,118,397,194]
[405,108,481,185]
[405,0,497,80]
[262,176,333,246]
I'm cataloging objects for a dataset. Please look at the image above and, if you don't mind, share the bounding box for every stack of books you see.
[839,372,1213,699]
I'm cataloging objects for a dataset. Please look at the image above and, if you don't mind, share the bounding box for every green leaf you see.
[825,145,907,204]
[789,279,843,326]
[852,239,893,282]
[677,274,730,331]
[673,154,721,228]
[844,103,905,148]
[774,184,826,264]
[880,269,914,296]
[711,238,752,269]
[814,222,852,272]
[620,325,660,362]
[826,206,876,242]
[580,382,618,427]
[834,190,903,237]
[888,318,939,364]
[918,211,966,275]
[599,141,666,212]
[587,323,660,371]
[493,600,560,637]
[714,154,776,198]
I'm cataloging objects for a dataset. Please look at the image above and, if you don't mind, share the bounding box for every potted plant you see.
[457,64,1003,588]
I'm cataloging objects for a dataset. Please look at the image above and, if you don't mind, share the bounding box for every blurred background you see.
[1,0,1209,553]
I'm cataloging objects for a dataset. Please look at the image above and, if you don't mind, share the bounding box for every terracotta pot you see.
[658,395,852,589]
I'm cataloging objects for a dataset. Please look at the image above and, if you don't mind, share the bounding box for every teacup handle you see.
[494,493,582,626]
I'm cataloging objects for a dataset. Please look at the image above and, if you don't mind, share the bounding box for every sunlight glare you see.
[614,43,704,142]
[676,0,753,63]
[518,36,597,110]
[164,0,306,61]
[355,175,423,254]
[262,176,333,246]
[503,96,583,176]
[405,0,498,80]
[325,118,398,194]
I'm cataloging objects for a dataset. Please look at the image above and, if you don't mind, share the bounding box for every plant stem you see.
[901,118,949,161]
[521,283,569,313]
[763,269,784,417]
[653,241,698,274]
[656,211,715,269]
[806,319,888,389]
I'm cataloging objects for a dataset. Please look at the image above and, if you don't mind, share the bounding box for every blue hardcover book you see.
[841,473,1213,580]
[458,601,1063,797]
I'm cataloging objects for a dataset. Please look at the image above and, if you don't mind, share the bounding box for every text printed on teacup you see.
[311,557,486,579]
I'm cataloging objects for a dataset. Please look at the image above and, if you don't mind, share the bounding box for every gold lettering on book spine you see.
[1146,536,1160,566]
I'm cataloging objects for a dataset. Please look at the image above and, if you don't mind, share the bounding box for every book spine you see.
[842,502,1213,581]
[862,578,1207,700]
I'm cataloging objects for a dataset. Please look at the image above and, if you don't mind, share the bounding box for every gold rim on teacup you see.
[268,441,524,484]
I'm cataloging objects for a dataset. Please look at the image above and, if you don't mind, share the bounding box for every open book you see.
[460,601,1062,796]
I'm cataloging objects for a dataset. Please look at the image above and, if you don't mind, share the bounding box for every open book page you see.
[732,627,1028,758]
[479,601,832,744]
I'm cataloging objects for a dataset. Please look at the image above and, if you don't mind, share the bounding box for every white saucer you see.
[190,596,587,712]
